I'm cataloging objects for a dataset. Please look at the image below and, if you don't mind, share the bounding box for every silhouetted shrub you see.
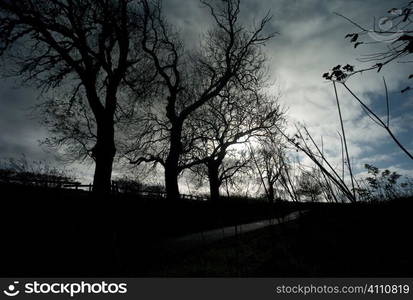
[0,156,75,187]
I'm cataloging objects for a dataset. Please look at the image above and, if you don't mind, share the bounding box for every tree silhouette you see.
[296,169,323,202]
[250,140,286,203]
[189,149,251,200]
[187,86,284,201]
[128,0,275,200]
[0,0,153,193]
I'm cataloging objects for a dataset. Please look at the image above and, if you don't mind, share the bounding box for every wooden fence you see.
[0,174,208,201]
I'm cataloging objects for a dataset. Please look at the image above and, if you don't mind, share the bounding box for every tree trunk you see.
[207,161,221,202]
[92,118,116,194]
[165,158,180,201]
[268,182,275,204]
[164,123,182,201]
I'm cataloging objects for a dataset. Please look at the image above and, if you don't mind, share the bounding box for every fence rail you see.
[0,177,208,201]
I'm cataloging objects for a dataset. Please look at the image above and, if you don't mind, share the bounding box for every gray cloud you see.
[0,80,49,161]
[0,0,411,182]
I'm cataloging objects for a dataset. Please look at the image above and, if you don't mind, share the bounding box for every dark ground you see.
[147,198,413,277]
[0,183,296,276]
[1,183,412,277]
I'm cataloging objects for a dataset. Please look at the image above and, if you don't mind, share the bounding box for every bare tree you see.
[39,94,98,163]
[185,85,284,201]
[295,169,323,202]
[128,0,275,200]
[189,148,251,200]
[249,139,285,203]
[0,0,153,193]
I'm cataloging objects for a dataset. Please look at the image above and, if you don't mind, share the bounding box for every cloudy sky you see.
[0,0,412,183]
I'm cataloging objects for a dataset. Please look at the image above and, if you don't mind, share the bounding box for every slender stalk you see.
[301,127,351,195]
[281,162,298,202]
[342,83,413,160]
[275,124,356,202]
[320,136,339,203]
[383,77,390,127]
[333,81,356,200]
